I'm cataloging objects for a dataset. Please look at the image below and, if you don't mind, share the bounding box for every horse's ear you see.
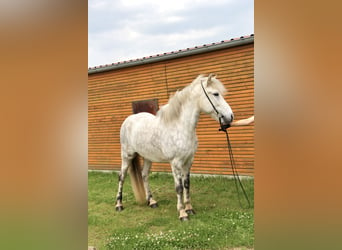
[207,73,213,84]
[207,73,216,86]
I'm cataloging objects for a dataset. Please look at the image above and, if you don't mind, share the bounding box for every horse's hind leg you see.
[115,156,131,211]
[142,159,158,208]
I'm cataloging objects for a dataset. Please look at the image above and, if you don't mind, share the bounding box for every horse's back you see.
[121,112,155,136]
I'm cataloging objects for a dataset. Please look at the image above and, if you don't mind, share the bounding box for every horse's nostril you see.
[231,114,234,121]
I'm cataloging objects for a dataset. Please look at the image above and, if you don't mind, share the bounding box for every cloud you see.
[88,0,254,67]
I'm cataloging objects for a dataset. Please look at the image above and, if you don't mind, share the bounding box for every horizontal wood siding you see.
[89,43,254,176]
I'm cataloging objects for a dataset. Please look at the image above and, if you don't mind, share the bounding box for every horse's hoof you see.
[179,216,189,221]
[148,198,158,208]
[115,206,124,212]
[149,203,158,208]
[185,209,196,215]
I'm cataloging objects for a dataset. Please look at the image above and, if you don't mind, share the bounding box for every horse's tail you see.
[129,154,146,204]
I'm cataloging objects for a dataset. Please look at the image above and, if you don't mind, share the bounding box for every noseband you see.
[200,81,230,132]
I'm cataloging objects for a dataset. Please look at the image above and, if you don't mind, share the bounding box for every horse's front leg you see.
[182,159,195,215]
[171,160,189,221]
[183,172,195,215]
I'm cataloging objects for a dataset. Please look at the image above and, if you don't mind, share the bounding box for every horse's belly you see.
[135,138,172,163]
[135,136,196,163]
[139,152,169,163]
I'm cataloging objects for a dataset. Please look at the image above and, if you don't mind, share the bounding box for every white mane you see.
[157,82,193,123]
[156,74,226,123]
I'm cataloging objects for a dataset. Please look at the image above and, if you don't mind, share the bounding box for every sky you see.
[88,0,254,67]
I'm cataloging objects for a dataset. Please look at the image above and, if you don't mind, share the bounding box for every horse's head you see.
[197,74,234,126]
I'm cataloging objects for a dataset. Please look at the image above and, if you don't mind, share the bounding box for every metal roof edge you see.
[88,35,254,75]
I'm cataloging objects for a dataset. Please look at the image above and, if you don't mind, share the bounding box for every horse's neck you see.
[158,87,201,136]
[160,100,200,140]
[179,101,200,132]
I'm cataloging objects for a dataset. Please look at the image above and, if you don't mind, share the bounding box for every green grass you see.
[88,171,254,250]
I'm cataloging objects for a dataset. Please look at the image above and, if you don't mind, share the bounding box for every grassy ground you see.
[88,171,254,250]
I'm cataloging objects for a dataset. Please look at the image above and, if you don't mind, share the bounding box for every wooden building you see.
[88,35,254,176]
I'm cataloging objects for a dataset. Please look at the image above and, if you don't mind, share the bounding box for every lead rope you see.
[201,81,251,209]
[222,128,251,209]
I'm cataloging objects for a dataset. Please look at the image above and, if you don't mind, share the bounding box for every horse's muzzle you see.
[223,114,234,124]
[219,114,234,131]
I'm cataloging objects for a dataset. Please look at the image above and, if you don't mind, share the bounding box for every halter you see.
[200,80,230,132]
[200,80,251,208]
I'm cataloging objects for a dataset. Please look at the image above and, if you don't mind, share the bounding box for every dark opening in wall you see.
[132,99,159,115]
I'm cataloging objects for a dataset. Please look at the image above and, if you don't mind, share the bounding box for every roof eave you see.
[88,36,254,75]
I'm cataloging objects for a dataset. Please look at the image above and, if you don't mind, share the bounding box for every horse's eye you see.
[213,93,219,97]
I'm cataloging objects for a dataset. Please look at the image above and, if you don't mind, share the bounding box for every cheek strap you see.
[201,81,230,132]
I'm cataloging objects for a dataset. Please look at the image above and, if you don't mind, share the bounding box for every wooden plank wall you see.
[88,43,254,176]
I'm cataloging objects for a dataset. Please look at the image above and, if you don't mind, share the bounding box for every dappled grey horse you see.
[115,74,234,220]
